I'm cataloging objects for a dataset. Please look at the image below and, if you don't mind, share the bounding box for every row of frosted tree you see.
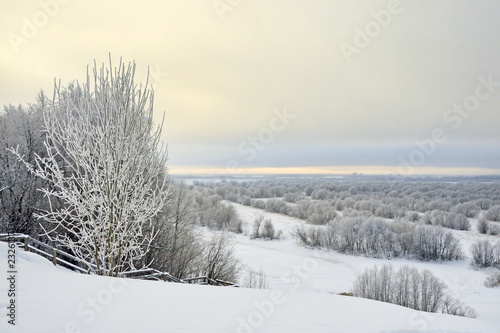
[192,179,500,231]
[352,264,477,317]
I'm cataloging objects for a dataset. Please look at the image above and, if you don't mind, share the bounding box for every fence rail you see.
[0,233,238,287]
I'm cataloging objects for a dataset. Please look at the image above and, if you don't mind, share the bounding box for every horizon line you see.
[167,165,500,176]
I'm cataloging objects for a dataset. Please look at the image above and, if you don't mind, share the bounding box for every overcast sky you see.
[1,0,499,175]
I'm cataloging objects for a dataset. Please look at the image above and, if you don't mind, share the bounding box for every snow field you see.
[229,202,500,326]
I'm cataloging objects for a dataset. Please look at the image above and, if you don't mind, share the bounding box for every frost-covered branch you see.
[11,58,170,276]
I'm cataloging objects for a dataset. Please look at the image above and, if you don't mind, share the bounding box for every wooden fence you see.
[0,233,238,287]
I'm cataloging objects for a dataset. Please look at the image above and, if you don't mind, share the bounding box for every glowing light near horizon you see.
[168,166,500,176]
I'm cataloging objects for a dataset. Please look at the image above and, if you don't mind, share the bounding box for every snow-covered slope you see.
[230,202,500,326]
[1,241,499,333]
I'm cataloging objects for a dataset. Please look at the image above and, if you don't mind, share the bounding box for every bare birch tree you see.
[12,58,169,276]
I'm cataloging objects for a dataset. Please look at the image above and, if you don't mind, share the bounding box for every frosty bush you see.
[199,202,242,233]
[261,219,276,239]
[484,270,500,288]
[143,182,203,279]
[375,204,398,219]
[282,191,303,203]
[242,267,268,289]
[240,195,252,206]
[412,225,463,261]
[293,218,462,261]
[486,205,500,222]
[452,202,480,218]
[470,240,500,268]
[290,199,312,220]
[251,216,281,240]
[352,264,476,317]
[306,201,338,225]
[201,233,240,282]
[477,217,489,234]
[489,222,500,235]
[251,199,265,210]
[425,210,470,231]
[406,211,420,222]
[444,213,470,231]
[264,198,290,215]
[441,295,477,318]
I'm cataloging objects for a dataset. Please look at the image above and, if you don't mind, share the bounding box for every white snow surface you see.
[1,203,499,332]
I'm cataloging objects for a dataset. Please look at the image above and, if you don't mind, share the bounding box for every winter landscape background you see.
[2,1,500,332]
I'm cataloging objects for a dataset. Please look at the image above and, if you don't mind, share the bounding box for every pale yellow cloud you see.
[1,1,499,172]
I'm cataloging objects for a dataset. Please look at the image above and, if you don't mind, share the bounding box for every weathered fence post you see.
[24,237,28,251]
[52,249,57,266]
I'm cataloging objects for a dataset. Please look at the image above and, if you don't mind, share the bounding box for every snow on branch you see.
[10,57,170,276]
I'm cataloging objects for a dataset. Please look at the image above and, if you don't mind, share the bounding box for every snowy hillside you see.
[230,202,500,326]
[1,240,499,333]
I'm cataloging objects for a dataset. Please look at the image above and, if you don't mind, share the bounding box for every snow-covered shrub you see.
[484,270,500,288]
[252,216,281,240]
[406,211,420,222]
[251,216,264,239]
[293,218,462,261]
[283,192,303,203]
[452,202,480,218]
[306,202,337,225]
[477,217,489,234]
[199,203,242,233]
[375,204,397,218]
[293,225,329,248]
[489,222,500,235]
[261,219,276,239]
[443,212,470,231]
[352,264,476,317]
[242,267,268,289]
[486,205,500,222]
[251,199,265,210]
[240,195,252,206]
[264,199,290,215]
[201,233,240,283]
[143,183,203,279]
[353,264,394,303]
[353,265,444,313]
[290,199,312,220]
[470,240,500,268]
[441,296,477,318]
[424,210,470,231]
[412,225,463,261]
[476,198,493,210]
[311,188,329,200]
[428,210,445,225]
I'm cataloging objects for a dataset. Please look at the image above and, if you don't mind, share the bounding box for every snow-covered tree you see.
[1,99,47,236]
[12,59,170,276]
[143,182,203,279]
[352,264,475,317]
[486,205,500,222]
[201,233,239,282]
